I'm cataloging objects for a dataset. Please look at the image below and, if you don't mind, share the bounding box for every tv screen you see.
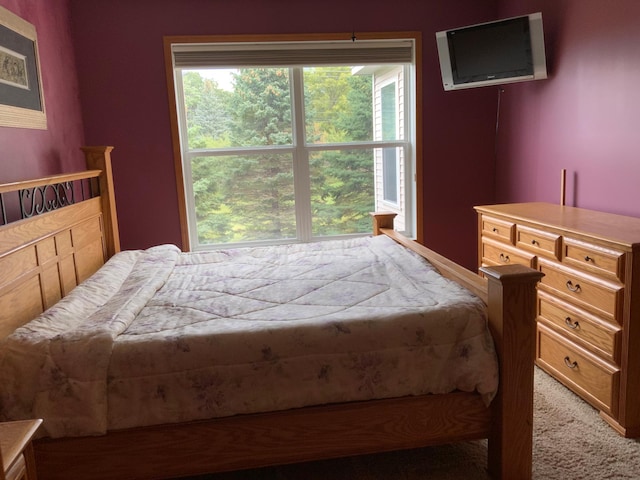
[436,13,547,91]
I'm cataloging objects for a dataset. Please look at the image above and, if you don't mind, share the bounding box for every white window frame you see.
[165,33,421,251]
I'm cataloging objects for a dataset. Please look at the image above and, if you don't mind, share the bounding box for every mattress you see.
[0,235,497,438]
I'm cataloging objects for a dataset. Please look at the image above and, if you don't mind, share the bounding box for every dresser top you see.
[475,202,640,248]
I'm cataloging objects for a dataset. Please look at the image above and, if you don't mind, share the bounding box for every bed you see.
[0,146,542,480]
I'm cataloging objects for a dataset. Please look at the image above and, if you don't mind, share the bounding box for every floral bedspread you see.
[0,235,497,438]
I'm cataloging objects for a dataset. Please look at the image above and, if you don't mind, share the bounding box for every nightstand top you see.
[0,419,42,473]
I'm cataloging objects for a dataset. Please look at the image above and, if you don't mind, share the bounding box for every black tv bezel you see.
[447,16,534,86]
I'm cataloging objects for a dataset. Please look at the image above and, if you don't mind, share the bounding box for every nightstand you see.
[1,419,42,480]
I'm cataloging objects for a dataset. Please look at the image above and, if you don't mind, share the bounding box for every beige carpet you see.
[181,368,640,479]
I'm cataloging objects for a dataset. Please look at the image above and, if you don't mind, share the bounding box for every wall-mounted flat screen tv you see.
[436,12,547,91]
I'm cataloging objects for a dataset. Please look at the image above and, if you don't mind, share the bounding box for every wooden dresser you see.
[474,202,640,437]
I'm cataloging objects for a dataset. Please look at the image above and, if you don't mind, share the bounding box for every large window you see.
[168,35,417,250]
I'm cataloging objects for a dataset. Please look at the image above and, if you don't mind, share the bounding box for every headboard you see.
[0,146,119,339]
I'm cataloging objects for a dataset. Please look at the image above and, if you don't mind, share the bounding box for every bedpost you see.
[480,264,543,480]
[81,146,121,257]
[370,212,397,235]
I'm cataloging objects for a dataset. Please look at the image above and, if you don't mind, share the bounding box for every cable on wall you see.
[494,86,504,153]
[493,86,505,187]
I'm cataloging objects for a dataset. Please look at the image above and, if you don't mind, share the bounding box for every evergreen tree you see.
[182,71,231,148]
[221,68,296,241]
[306,69,374,235]
[181,71,236,242]
[184,67,376,243]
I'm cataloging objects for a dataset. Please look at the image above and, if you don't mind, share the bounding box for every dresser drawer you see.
[480,215,515,244]
[481,237,535,268]
[563,237,626,281]
[516,224,562,259]
[537,324,619,415]
[538,291,621,363]
[538,260,623,323]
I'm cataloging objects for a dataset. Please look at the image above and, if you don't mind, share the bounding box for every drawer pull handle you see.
[584,255,594,263]
[531,239,539,246]
[566,281,581,292]
[565,317,580,329]
[564,356,578,369]
[499,253,510,263]
[492,227,499,233]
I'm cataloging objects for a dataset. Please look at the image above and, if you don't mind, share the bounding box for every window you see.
[167,35,418,250]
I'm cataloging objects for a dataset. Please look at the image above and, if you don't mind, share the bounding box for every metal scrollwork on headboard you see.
[19,181,76,218]
[0,174,99,226]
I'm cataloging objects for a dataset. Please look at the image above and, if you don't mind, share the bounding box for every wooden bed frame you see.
[0,147,542,480]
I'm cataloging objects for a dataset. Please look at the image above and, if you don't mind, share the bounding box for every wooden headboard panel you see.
[0,146,120,339]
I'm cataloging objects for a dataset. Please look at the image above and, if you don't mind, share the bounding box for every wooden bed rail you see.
[370,212,488,301]
[381,227,488,302]
[0,170,101,194]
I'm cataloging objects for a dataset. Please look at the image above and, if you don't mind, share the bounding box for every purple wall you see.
[0,0,85,181]
[495,0,640,218]
[6,1,639,269]
[4,1,640,270]
[68,0,499,269]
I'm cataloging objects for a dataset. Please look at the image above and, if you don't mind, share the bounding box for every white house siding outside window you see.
[374,67,405,232]
[168,35,417,251]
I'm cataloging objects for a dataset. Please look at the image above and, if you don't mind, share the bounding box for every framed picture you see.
[0,5,46,129]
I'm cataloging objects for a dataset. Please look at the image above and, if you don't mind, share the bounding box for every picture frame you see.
[0,5,46,129]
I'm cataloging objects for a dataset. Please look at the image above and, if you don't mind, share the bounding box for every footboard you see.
[372,212,543,479]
